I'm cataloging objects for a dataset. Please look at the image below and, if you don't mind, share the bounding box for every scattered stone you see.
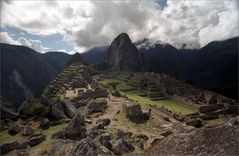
[85,119,92,124]
[112,139,134,155]
[208,95,218,105]
[227,116,239,126]
[164,116,170,122]
[22,126,34,136]
[65,112,86,139]
[185,119,203,128]
[8,125,24,135]
[51,129,66,139]
[16,140,29,149]
[136,134,149,140]
[99,133,112,150]
[39,118,50,130]
[160,130,173,137]
[198,93,207,104]
[28,135,46,147]
[86,99,107,114]
[148,136,165,148]
[96,118,111,127]
[117,129,132,139]
[16,149,29,156]
[198,105,222,113]
[72,100,87,108]
[72,138,97,156]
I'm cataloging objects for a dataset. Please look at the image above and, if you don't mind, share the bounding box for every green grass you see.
[125,91,197,115]
[28,123,67,155]
[113,111,163,135]
[207,119,225,125]
[0,131,25,143]
[99,78,197,115]
[1,123,68,155]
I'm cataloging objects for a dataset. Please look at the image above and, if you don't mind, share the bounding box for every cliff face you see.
[107,33,143,71]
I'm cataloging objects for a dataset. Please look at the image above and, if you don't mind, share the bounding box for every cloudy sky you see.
[0,0,238,53]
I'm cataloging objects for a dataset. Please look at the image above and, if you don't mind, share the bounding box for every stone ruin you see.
[122,101,150,121]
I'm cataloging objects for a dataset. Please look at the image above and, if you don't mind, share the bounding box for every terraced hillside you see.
[97,72,197,115]
[97,71,238,127]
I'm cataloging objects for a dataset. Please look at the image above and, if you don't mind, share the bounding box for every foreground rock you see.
[50,104,67,120]
[48,138,114,156]
[8,125,24,135]
[1,141,19,155]
[39,118,50,130]
[112,139,134,155]
[22,126,34,136]
[0,140,28,155]
[86,98,107,114]
[28,135,46,147]
[122,101,147,121]
[146,120,239,155]
[64,112,86,139]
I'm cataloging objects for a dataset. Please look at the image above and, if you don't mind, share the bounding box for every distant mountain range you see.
[1,35,238,110]
[0,43,70,109]
[82,36,239,101]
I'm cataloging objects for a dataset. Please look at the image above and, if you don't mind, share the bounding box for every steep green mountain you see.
[107,33,143,71]
[0,43,70,108]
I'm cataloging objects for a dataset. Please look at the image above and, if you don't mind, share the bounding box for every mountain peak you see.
[107,33,143,71]
[66,53,87,66]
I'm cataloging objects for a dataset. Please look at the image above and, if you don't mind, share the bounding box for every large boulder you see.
[28,135,46,147]
[86,98,107,114]
[63,100,77,118]
[112,139,134,155]
[96,118,111,127]
[52,129,66,139]
[99,133,112,150]
[78,89,108,100]
[122,101,144,120]
[208,95,218,105]
[39,118,50,130]
[8,125,24,135]
[65,112,86,139]
[0,140,28,155]
[22,126,34,136]
[50,104,67,120]
[117,129,132,139]
[198,93,207,104]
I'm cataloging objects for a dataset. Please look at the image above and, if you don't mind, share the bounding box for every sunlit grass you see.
[99,78,197,115]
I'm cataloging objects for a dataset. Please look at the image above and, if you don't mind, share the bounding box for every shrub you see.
[31,102,46,116]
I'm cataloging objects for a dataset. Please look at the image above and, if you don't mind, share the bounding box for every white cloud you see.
[1,0,238,50]
[0,32,20,45]
[0,32,49,53]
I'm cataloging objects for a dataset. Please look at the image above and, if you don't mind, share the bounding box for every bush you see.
[31,103,46,116]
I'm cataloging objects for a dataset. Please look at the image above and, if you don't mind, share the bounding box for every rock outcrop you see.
[146,118,239,156]
[122,101,147,121]
[65,112,86,139]
[107,33,143,71]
